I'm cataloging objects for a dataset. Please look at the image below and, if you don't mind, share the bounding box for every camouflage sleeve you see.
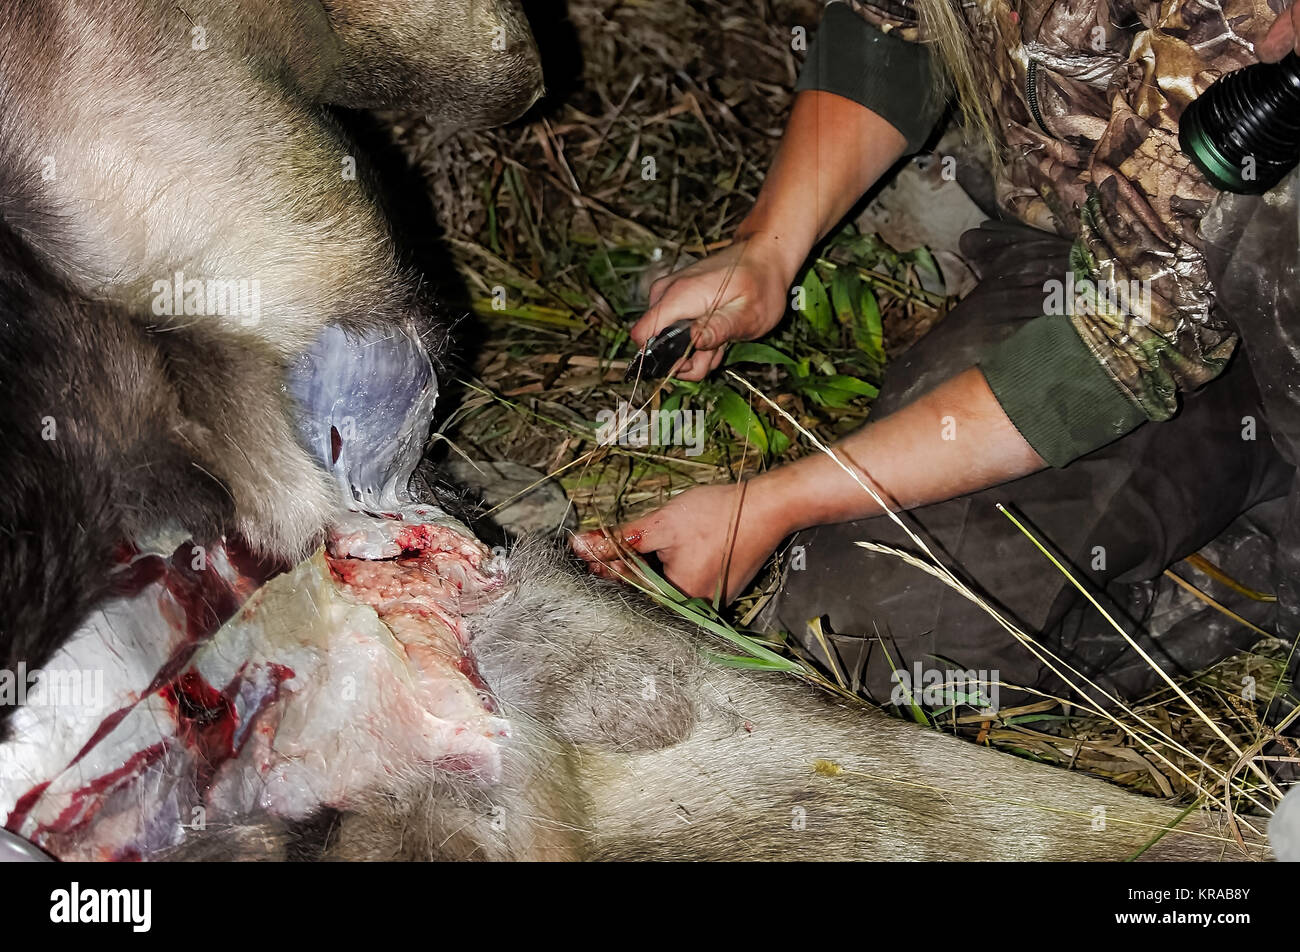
[794,1,944,155]
[1069,186,1238,424]
[978,187,1238,468]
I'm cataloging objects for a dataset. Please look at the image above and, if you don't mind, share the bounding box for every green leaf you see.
[798,269,834,339]
[830,269,859,329]
[725,342,799,369]
[853,284,885,364]
[799,382,851,408]
[824,222,859,252]
[699,649,799,671]
[877,639,929,726]
[768,428,790,456]
[620,554,804,671]
[714,386,769,453]
[1004,714,1071,726]
[906,246,942,290]
[821,374,880,397]
[683,596,726,625]
[798,374,880,408]
[621,551,690,605]
[659,390,684,416]
[659,595,802,669]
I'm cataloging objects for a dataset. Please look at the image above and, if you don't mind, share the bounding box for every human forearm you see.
[736,89,908,283]
[575,368,1047,601]
[749,367,1047,535]
[633,89,911,375]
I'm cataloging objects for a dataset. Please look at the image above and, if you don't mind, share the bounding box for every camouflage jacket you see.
[798,0,1281,465]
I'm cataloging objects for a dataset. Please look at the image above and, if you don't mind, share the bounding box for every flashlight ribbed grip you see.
[1180,52,1300,194]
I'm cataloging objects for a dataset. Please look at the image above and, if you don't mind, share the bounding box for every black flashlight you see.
[1180,52,1300,194]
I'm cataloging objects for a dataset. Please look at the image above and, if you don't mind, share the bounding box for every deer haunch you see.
[1,514,1264,862]
[0,0,543,685]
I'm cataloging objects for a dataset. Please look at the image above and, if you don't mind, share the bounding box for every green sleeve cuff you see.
[978,315,1150,468]
[794,2,944,154]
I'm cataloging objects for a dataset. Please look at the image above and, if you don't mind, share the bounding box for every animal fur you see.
[164,539,1265,862]
[0,0,1266,861]
[0,0,543,688]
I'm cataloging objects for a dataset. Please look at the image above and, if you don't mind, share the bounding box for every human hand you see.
[571,480,792,602]
[1258,5,1300,61]
[628,234,794,381]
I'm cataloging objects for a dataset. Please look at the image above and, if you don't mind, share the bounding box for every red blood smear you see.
[5,781,51,832]
[14,534,291,850]
[109,554,167,599]
[67,542,258,771]
[330,425,343,464]
[50,535,294,839]
[161,671,239,776]
[394,524,459,555]
[163,664,295,789]
[70,706,141,771]
[164,541,249,640]
[456,656,497,713]
[577,529,642,559]
[73,632,218,768]
[32,743,168,841]
[78,534,282,759]
[224,535,294,584]
[432,755,479,773]
[24,663,296,852]
[395,525,435,553]
[326,557,360,586]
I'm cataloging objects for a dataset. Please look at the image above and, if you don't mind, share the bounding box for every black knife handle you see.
[624,319,695,382]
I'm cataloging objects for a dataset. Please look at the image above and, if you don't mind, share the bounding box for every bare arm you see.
[630,90,908,379]
[577,91,1045,599]
[735,87,908,283]
[576,369,1044,600]
[748,368,1044,532]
